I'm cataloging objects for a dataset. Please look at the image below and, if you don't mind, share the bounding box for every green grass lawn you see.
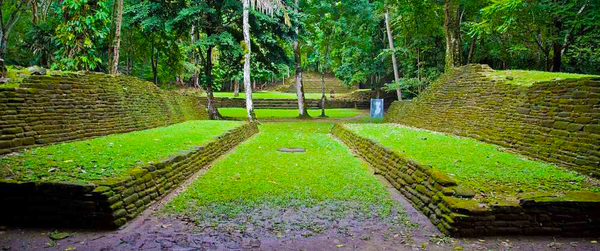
[207,92,333,100]
[166,122,411,229]
[489,70,599,86]
[0,121,243,183]
[344,124,600,203]
[219,108,366,119]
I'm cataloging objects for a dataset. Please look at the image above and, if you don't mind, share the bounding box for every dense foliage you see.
[2,0,598,99]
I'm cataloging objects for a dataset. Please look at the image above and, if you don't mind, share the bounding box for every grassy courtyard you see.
[219,108,366,119]
[344,124,600,203]
[166,122,413,232]
[489,70,599,86]
[0,121,243,183]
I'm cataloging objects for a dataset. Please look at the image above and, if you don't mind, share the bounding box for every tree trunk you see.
[110,0,124,74]
[150,40,158,84]
[467,36,476,64]
[444,0,461,71]
[234,80,240,97]
[205,46,222,120]
[206,84,222,120]
[417,47,421,81]
[385,9,402,101]
[294,0,309,118]
[242,0,256,121]
[545,51,552,71]
[0,0,29,58]
[0,34,7,59]
[107,0,117,69]
[320,63,327,118]
[552,41,562,72]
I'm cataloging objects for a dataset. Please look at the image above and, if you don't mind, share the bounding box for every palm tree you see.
[242,0,289,122]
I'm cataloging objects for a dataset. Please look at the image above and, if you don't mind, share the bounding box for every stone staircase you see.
[200,97,369,109]
[284,72,358,93]
[253,99,318,109]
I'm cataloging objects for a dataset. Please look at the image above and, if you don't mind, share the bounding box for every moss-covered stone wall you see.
[0,123,258,228]
[0,73,208,155]
[333,124,600,237]
[385,64,600,177]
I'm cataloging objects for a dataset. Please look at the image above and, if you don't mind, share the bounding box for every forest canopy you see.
[2,0,599,97]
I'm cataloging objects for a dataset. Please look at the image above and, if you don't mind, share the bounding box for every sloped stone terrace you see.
[333,123,600,237]
[0,121,258,228]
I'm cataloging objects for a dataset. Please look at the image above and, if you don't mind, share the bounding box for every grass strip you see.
[166,122,411,227]
[489,70,599,86]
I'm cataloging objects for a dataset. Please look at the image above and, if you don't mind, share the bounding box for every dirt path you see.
[2,177,598,251]
[1,121,600,251]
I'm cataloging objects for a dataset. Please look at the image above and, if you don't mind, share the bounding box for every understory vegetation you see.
[165,122,416,234]
[345,124,600,204]
[0,121,242,183]
[2,0,598,110]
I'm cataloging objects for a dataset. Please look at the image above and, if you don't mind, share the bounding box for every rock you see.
[28,66,46,75]
[277,147,306,153]
[453,185,476,198]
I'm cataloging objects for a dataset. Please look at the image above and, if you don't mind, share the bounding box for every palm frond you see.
[250,0,291,26]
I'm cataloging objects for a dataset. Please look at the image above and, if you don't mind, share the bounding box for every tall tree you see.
[385,9,401,101]
[242,0,289,122]
[242,0,255,121]
[1,0,30,58]
[110,0,124,74]
[444,0,461,71]
[293,0,309,118]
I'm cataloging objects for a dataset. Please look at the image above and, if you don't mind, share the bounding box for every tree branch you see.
[561,0,589,55]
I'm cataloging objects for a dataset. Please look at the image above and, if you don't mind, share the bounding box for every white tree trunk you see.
[110,0,123,74]
[243,0,255,121]
[294,0,309,117]
[385,9,402,101]
[295,71,307,115]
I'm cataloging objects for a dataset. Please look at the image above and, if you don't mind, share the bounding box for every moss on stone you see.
[430,170,456,186]
[93,186,111,193]
[442,196,485,213]
[452,185,475,198]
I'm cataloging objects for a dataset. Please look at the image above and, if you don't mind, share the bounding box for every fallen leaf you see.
[49,231,72,241]
[64,160,73,163]
[336,244,345,248]
[48,168,57,173]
